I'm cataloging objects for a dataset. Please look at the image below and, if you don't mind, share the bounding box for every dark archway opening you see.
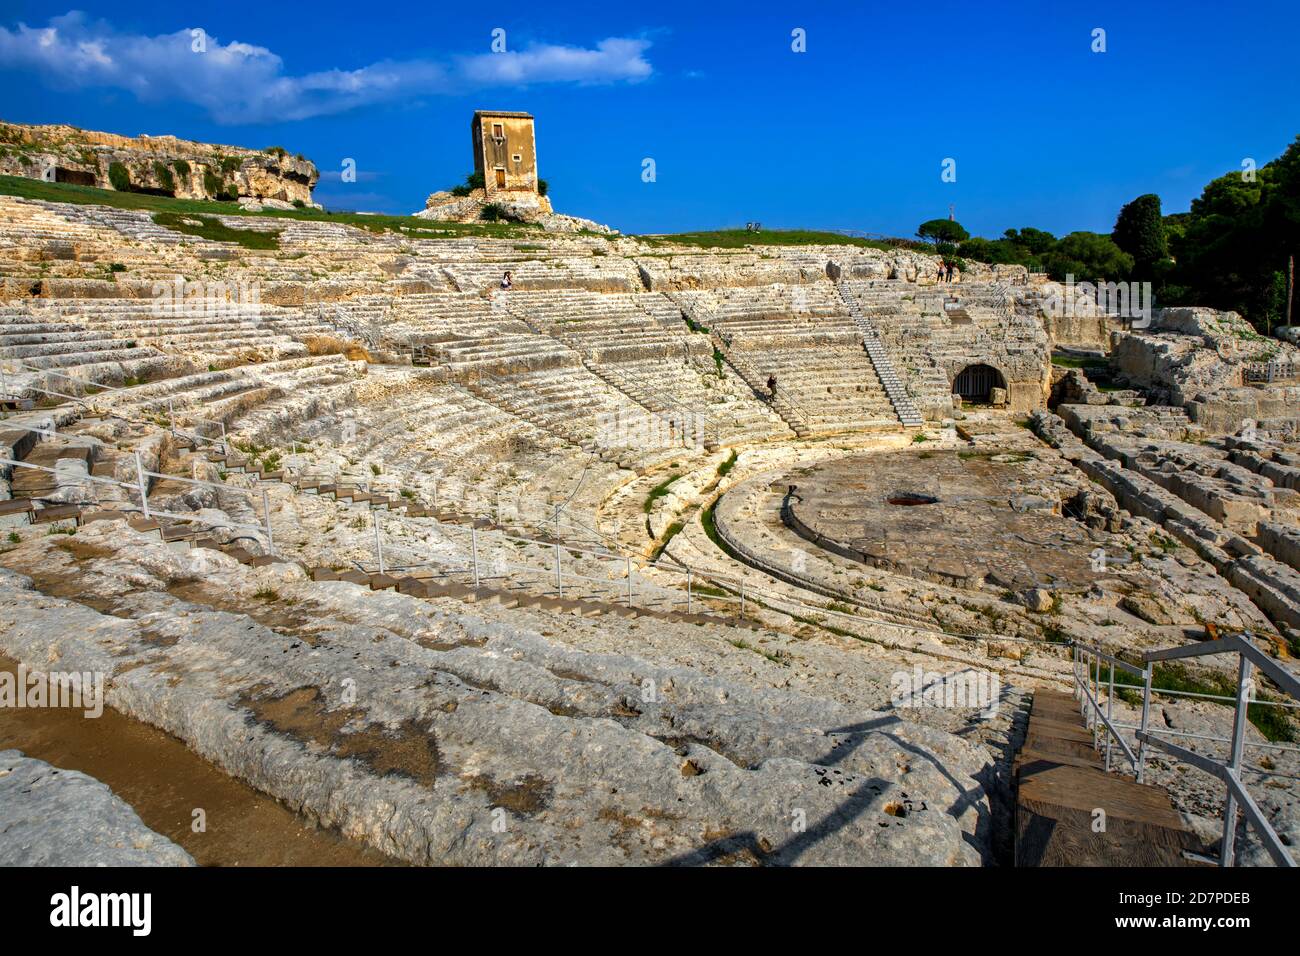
[953,364,1006,404]
[54,167,97,187]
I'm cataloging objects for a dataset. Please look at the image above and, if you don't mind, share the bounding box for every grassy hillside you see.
[0,175,545,240]
[641,228,924,251]
[1,175,926,252]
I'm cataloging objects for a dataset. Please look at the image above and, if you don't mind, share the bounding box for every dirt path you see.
[0,654,401,866]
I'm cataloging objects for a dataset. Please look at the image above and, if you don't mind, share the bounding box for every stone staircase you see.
[836,281,924,427]
[709,331,812,438]
[1013,688,1198,866]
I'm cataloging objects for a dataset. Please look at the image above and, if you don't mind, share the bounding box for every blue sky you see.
[1,1,1296,237]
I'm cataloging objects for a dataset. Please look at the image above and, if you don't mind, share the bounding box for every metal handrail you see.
[1,362,131,396]
[0,361,229,455]
[1073,634,1298,867]
[1073,643,1140,771]
[0,455,274,544]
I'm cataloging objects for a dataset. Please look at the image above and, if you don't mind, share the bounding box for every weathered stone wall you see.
[0,121,318,206]
[1041,407,1300,633]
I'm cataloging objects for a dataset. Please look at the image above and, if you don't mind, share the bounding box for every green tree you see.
[1043,232,1134,282]
[917,218,969,246]
[1112,193,1168,280]
[1164,135,1300,330]
[1003,227,1057,256]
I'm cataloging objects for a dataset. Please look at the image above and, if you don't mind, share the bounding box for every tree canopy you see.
[1112,193,1169,280]
[953,135,1300,332]
[916,218,969,245]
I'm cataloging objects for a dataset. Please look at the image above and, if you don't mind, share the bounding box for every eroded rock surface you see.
[0,750,195,866]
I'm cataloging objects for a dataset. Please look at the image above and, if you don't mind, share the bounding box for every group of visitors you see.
[936,262,957,283]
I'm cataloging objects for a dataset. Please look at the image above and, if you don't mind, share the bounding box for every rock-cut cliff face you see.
[0,121,320,208]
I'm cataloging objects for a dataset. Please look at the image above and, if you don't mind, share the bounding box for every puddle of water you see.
[0,654,402,866]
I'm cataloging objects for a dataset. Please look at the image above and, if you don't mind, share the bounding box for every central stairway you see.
[1014,688,1199,866]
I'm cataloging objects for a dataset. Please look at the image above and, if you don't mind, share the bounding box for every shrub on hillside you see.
[450,170,487,197]
[107,161,130,192]
[153,161,175,195]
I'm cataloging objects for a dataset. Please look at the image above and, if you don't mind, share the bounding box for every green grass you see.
[690,582,731,598]
[643,472,682,514]
[152,212,281,250]
[1093,661,1296,743]
[649,520,686,562]
[716,450,738,478]
[0,175,548,241]
[640,228,923,251]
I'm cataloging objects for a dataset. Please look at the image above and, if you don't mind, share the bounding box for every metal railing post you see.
[739,574,746,616]
[554,542,562,597]
[373,510,384,576]
[471,525,480,589]
[1105,661,1115,772]
[1136,664,1153,784]
[134,451,150,518]
[262,488,273,549]
[1090,646,1100,744]
[1221,653,1254,867]
[686,569,692,613]
[626,557,633,606]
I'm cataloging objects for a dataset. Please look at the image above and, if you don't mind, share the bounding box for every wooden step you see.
[1016,764,1195,867]
[1023,732,1100,761]
[1014,747,1105,777]
[1031,695,1082,720]
[1026,716,1094,744]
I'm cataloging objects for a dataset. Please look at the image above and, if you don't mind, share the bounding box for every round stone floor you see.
[784,450,1102,592]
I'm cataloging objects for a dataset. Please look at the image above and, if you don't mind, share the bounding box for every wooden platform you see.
[1014,689,1197,866]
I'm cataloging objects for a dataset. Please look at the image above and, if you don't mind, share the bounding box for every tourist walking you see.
[767,374,778,401]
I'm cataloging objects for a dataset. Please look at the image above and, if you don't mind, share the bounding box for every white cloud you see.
[0,12,653,124]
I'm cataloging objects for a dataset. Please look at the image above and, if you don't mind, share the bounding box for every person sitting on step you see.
[500,270,513,290]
